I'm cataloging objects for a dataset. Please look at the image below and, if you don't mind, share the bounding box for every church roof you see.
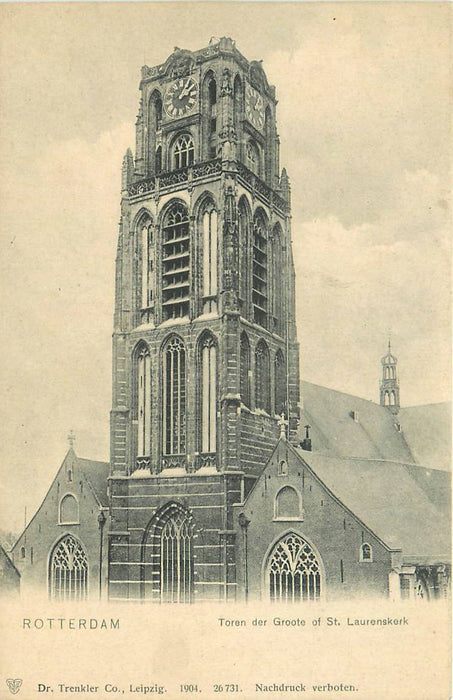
[300,381,451,471]
[300,381,415,463]
[398,403,451,472]
[77,457,110,507]
[297,448,451,562]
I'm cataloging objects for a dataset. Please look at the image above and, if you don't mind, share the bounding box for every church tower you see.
[108,38,300,602]
[379,341,400,414]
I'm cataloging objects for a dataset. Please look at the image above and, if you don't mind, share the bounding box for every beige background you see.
[0,3,451,698]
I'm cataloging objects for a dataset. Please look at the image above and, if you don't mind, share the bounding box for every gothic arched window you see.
[202,72,217,160]
[264,107,273,183]
[148,91,163,174]
[274,350,286,417]
[390,391,396,406]
[252,211,268,328]
[238,197,250,315]
[201,201,218,309]
[138,217,154,309]
[49,535,88,601]
[272,224,284,334]
[277,459,288,476]
[162,202,190,320]
[268,533,321,602]
[274,486,301,519]
[142,503,194,603]
[360,543,373,562]
[255,340,270,413]
[134,344,151,457]
[384,392,390,406]
[163,337,186,456]
[199,333,217,454]
[59,494,79,524]
[240,332,251,408]
[173,134,194,170]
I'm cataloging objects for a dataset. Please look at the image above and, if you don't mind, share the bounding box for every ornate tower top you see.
[380,340,400,414]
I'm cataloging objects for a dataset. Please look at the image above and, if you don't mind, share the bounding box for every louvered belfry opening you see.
[162,203,190,321]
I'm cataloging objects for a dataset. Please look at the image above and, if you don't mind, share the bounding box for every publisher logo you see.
[6,679,23,695]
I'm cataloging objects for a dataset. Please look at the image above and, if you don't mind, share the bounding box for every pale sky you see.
[0,3,451,533]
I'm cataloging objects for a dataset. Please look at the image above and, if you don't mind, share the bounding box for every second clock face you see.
[164,77,198,119]
[245,83,265,131]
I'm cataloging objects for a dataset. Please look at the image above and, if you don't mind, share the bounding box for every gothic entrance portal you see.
[142,503,194,603]
[267,533,322,602]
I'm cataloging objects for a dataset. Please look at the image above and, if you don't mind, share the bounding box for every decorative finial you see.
[304,424,311,440]
[279,413,288,439]
[68,429,76,449]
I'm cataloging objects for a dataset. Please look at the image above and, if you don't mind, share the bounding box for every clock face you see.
[164,77,198,119]
[245,83,265,131]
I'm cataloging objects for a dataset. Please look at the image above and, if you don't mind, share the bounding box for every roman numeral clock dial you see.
[164,77,198,118]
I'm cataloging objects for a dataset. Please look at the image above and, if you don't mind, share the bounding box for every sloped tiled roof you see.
[300,381,415,463]
[398,403,451,471]
[298,448,451,561]
[77,457,109,507]
[300,381,451,471]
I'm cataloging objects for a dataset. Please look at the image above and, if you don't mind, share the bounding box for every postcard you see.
[0,3,450,699]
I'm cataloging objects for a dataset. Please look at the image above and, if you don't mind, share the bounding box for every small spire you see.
[68,429,76,449]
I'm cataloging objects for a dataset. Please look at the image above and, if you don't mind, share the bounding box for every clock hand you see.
[180,79,192,98]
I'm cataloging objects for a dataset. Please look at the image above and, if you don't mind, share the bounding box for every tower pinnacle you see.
[379,341,400,414]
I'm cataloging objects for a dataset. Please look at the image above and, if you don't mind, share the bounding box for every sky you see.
[0,2,451,533]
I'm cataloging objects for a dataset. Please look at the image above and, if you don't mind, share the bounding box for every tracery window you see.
[162,203,190,320]
[268,533,321,602]
[201,203,218,309]
[255,340,270,413]
[59,494,79,525]
[360,543,373,562]
[173,134,194,170]
[142,503,194,603]
[163,337,186,456]
[252,212,268,328]
[199,334,217,454]
[240,332,251,407]
[136,344,151,457]
[274,350,286,417]
[272,225,284,334]
[49,535,88,601]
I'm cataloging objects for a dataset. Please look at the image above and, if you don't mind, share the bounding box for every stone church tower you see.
[108,37,300,602]
[379,341,400,414]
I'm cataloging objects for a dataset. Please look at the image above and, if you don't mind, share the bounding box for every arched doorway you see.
[266,532,322,602]
[142,503,194,603]
[49,534,88,601]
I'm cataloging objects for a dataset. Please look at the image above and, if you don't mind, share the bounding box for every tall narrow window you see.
[264,107,273,183]
[200,334,217,453]
[137,345,151,457]
[274,350,286,417]
[238,197,250,315]
[255,340,270,413]
[202,203,218,310]
[240,332,251,407]
[163,337,186,455]
[268,533,321,602]
[148,91,163,174]
[272,224,284,334]
[49,535,88,601]
[162,203,190,320]
[173,134,194,169]
[142,503,194,603]
[155,97,162,131]
[140,221,154,308]
[252,211,268,328]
